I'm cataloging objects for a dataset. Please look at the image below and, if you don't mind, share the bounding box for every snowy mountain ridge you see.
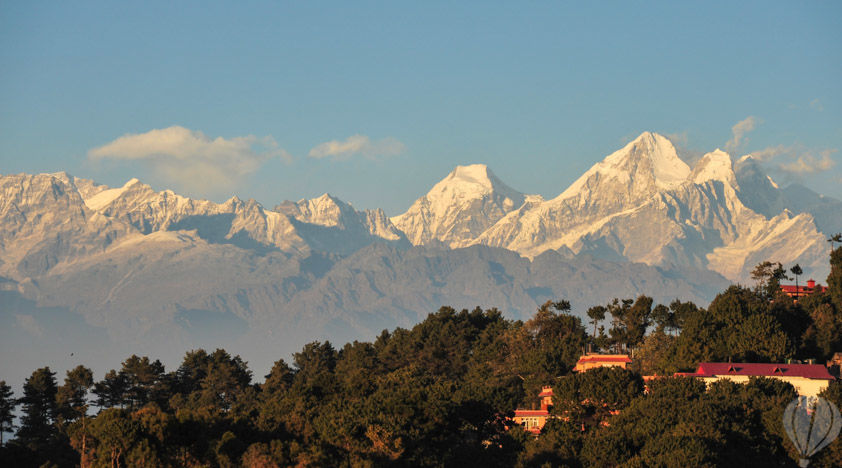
[392,132,833,283]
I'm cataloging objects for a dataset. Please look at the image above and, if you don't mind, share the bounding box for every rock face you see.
[276,194,409,256]
[0,173,136,278]
[1,133,838,380]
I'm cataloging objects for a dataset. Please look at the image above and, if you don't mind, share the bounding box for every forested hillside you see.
[2,248,842,467]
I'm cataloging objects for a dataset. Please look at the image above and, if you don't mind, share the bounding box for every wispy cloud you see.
[748,144,790,162]
[308,135,405,161]
[778,148,837,175]
[664,131,705,166]
[664,131,688,147]
[725,116,759,154]
[748,144,838,177]
[810,99,824,112]
[89,126,290,195]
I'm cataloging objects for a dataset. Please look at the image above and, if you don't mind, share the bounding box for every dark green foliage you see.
[603,296,653,353]
[507,301,589,399]
[119,355,166,410]
[580,376,802,467]
[518,418,583,467]
[92,369,128,409]
[16,367,59,449]
[668,285,791,370]
[829,246,842,311]
[0,381,15,445]
[586,305,607,346]
[752,261,791,300]
[56,365,93,427]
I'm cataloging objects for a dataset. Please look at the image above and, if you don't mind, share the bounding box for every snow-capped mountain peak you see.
[557,131,689,201]
[431,164,521,203]
[391,164,527,247]
[286,193,353,228]
[620,131,690,188]
[690,149,737,187]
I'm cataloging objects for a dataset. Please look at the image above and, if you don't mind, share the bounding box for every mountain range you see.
[2,131,839,382]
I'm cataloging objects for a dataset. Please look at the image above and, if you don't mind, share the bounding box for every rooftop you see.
[687,362,835,380]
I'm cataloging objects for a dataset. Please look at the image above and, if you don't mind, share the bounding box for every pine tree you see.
[16,367,59,449]
[56,365,94,425]
[829,246,842,311]
[0,380,16,446]
[92,370,128,409]
[586,305,606,342]
[790,264,803,300]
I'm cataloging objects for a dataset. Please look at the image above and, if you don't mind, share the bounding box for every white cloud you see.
[308,134,405,161]
[725,116,759,154]
[810,99,824,111]
[749,144,791,162]
[778,148,837,175]
[89,126,291,195]
[665,131,688,147]
[749,144,838,177]
[15,314,43,338]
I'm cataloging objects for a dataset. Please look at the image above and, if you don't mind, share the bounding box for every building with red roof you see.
[512,386,554,433]
[573,353,631,373]
[780,279,828,299]
[678,362,835,397]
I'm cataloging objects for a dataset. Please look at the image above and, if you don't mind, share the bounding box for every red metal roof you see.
[576,355,632,363]
[514,409,550,417]
[690,362,835,380]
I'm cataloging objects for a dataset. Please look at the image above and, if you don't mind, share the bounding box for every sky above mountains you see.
[1,1,840,214]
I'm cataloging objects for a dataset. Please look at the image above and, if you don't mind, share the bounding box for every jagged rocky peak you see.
[272,193,406,244]
[734,154,779,188]
[732,154,786,218]
[690,149,737,187]
[276,193,355,227]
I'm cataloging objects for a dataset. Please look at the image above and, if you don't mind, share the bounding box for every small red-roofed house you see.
[677,362,835,397]
[573,354,631,372]
[512,386,554,433]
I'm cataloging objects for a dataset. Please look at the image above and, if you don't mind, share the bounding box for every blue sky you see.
[1,1,840,213]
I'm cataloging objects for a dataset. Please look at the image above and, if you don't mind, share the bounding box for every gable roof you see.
[513,409,550,417]
[691,362,834,380]
[576,354,632,364]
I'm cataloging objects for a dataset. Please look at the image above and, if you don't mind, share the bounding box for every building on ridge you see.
[573,353,631,373]
[676,362,835,397]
